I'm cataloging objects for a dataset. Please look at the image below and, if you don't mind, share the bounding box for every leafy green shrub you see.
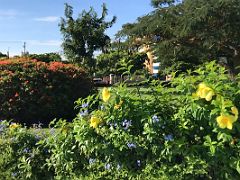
[0,121,53,179]
[70,61,240,179]
[1,61,240,179]
[0,58,93,125]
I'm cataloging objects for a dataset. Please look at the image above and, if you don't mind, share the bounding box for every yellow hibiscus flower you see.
[216,114,235,130]
[102,87,110,102]
[196,83,215,101]
[90,116,101,128]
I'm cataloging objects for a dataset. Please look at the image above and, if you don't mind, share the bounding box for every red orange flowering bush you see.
[0,58,93,125]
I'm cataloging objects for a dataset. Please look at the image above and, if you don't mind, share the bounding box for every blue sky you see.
[0,0,153,56]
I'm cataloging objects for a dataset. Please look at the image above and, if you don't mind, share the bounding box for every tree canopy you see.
[117,0,240,74]
[0,52,8,59]
[96,49,146,76]
[29,53,62,63]
[60,3,116,73]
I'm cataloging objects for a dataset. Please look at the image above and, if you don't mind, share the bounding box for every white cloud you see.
[34,16,59,22]
[0,9,18,19]
[28,40,62,46]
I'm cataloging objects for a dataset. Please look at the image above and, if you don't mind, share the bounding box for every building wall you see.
[139,44,156,74]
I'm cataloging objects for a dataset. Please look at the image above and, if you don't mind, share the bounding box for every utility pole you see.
[23,42,26,56]
[7,47,10,59]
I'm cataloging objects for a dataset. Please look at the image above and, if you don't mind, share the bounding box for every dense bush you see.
[0,58,93,125]
[0,121,52,179]
[1,61,240,179]
[68,61,240,179]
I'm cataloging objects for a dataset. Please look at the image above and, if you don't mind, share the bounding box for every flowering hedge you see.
[1,61,240,179]
[70,62,240,179]
[0,58,93,125]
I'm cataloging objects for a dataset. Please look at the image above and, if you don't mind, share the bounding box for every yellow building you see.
[138,44,157,74]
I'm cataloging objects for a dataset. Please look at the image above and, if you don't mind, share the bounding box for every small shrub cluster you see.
[0,58,93,125]
[0,121,52,179]
[1,61,240,179]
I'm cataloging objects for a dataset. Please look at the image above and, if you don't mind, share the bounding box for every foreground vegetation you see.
[1,61,240,179]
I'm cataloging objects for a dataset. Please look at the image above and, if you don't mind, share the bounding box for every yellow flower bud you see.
[102,87,110,102]
[231,106,238,116]
[9,123,20,129]
[114,100,123,110]
[231,106,238,122]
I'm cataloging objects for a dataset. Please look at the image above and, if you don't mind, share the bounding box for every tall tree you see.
[59,3,116,73]
[117,0,240,74]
